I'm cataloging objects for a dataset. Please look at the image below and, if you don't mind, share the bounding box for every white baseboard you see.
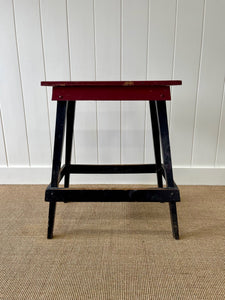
[0,166,225,185]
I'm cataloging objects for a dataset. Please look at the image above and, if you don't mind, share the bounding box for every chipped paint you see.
[123,81,134,86]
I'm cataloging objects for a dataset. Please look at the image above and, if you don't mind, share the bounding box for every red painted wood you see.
[41,80,182,87]
[41,81,182,101]
[51,85,171,101]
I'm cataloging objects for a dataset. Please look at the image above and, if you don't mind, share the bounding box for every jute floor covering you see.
[0,185,224,299]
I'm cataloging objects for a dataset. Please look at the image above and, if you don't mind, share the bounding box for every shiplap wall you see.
[0,0,225,184]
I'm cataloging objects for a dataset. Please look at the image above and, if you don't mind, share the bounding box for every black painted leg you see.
[156,101,180,239]
[48,202,56,239]
[64,101,76,188]
[169,202,179,240]
[48,101,67,239]
[156,101,174,187]
[149,101,163,188]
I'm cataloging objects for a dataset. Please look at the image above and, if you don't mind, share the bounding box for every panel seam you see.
[12,0,31,166]
[144,0,151,164]
[93,0,99,164]
[169,0,179,130]
[0,107,8,166]
[38,0,52,161]
[191,0,206,166]
[214,77,225,166]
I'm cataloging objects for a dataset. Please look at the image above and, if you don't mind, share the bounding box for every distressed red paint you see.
[41,80,182,101]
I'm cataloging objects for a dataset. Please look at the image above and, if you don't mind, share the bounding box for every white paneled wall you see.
[0,0,225,184]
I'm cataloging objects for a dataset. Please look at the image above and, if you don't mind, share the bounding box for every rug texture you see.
[0,185,224,299]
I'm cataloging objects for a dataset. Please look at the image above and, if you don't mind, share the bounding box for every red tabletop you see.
[41,81,182,101]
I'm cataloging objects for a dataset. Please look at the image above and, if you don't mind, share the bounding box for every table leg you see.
[169,202,179,240]
[156,101,179,239]
[149,101,163,188]
[48,101,67,239]
[48,202,56,239]
[64,101,76,188]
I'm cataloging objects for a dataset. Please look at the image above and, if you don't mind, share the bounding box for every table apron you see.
[52,86,171,101]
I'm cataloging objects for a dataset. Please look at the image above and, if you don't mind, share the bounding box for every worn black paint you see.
[46,100,180,240]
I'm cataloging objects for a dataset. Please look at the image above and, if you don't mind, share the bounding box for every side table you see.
[41,80,182,239]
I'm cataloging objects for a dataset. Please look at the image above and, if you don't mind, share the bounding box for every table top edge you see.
[41,80,182,87]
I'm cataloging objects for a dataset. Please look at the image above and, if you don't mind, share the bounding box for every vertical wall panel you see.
[13,0,51,166]
[94,0,121,80]
[121,0,148,164]
[147,0,177,79]
[67,0,95,81]
[73,103,98,164]
[95,0,121,164]
[0,0,29,166]
[215,80,225,167]
[145,0,177,163]
[144,102,155,164]
[192,0,225,166]
[148,0,177,125]
[67,0,97,164]
[40,0,70,143]
[40,0,70,81]
[170,0,205,166]
[0,108,7,166]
